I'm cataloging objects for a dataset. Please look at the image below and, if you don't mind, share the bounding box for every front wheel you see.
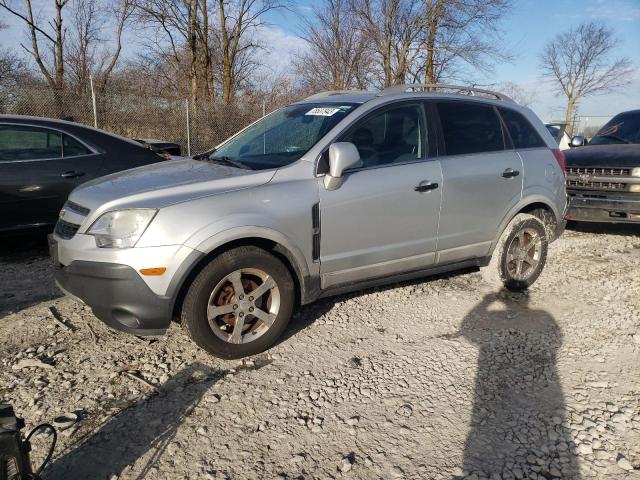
[181,246,295,359]
[483,213,548,292]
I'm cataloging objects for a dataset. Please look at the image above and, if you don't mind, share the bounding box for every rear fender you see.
[490,194,563,255]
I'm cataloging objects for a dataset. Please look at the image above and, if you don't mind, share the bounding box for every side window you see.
[63,134,92,157]
[437,102,505,156]
[0,125,62,161]
[499,108,545,149]
[340,103,427,169]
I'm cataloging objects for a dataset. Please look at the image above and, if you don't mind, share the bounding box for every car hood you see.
[564,144,640,168]
[70,159,277,212]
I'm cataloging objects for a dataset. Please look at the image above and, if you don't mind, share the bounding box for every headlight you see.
[87,209,157,248]
[631,167,640,177]
[630,185,640,193]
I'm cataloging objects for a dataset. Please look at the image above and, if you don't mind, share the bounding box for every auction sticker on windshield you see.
[305,107,342,116]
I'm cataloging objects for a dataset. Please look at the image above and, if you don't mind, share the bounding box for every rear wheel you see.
[483,213,548,291]
[181,246,295,359]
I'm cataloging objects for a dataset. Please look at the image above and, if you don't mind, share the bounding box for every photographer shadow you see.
[458,290,581,479]
[44,362,224,480]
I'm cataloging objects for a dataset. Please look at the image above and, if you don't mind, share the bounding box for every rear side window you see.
[437,102,505,156]
[499,108,545,149]
[0,125,62,161]
[63,134,92,157]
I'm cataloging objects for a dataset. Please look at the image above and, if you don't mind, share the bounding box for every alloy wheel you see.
[505,227,543,281]
[206,268,281,344]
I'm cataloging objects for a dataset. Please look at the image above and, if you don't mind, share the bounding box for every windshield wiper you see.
[208,156,252,170]
[594,134,630,144]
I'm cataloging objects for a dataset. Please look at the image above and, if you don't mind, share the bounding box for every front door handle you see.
[61,171,85,179]
[501,168,520,178]
[414,181,439,192]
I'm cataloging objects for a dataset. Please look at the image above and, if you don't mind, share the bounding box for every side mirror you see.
[323,142,360,190]
[570,135,586,148]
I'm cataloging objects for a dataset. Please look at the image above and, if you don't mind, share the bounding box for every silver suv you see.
[50,84,567,358]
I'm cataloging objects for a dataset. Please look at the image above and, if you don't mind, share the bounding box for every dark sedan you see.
[565,109,640,223]
[0,115,166,233]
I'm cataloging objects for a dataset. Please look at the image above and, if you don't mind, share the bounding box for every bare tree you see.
[540,21,633,135]
[214,0,287,104]
[350,0,426,87]
[419,0,511,84]
[1,0,70,111]
[137,0,203,107]
[294,0,370,92]
[0,21,28,112]
[136,0,285,106]
[1,0,131,113]
[93,0,134,93]
[187,0,199,107]
[497,81,536,107]
[67,0,102,89]
[196,0,215,102]
[0,21,26,85]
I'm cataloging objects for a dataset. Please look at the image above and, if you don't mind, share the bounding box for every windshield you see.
[207,103,358,170]
[590,112,640,145]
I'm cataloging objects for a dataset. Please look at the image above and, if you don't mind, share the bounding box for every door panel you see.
[318,101,443,288]
[0,154,104,231]
[436,151,523,263]
[0,124,104,230]
[433,101,523,263]
[319,160,443,288]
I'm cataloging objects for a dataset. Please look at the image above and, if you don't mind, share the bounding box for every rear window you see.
[499,108,545,149]
[437,102,505,156]
[63,134,92,157]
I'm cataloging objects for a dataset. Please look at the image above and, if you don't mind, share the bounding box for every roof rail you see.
[378,83,514,102]
[304,90,368,100]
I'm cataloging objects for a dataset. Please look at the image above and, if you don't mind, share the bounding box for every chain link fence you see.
[2,83,619,149]
[0,83,275,155]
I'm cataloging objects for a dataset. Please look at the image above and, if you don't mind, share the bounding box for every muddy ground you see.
[1,224,639,480]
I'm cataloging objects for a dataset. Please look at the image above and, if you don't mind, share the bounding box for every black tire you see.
[483,213,548,292]
[181,246,295,359]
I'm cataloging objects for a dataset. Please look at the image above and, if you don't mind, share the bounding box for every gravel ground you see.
[1,224,639,480]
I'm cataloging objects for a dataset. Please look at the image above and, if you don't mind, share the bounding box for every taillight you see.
[551,148,566,174]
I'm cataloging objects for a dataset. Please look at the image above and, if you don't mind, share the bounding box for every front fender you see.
[183,217,314,298]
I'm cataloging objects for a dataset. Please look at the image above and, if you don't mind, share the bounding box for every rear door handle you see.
[501,168,520,178]
[61,171,85,179]
[414,181,439,192]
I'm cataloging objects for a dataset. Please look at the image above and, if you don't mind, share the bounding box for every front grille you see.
[567,179,626,191]
[65,200,90,215]
[54,219,80,239]
[567,167,631,177]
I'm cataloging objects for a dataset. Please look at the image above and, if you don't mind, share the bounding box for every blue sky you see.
[2,0,639,122]
[264,0,640,122]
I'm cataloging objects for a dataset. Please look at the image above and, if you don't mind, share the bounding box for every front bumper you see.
[567,193,640,223]
[53,258,173,336]
[49,235,202,336]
